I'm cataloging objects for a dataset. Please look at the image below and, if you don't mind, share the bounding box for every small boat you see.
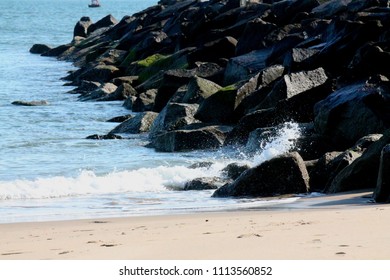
[89,0,101,8]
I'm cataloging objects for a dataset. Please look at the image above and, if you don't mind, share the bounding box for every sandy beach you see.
[0,190,389,260]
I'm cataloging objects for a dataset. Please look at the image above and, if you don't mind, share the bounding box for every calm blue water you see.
[0,0,300,223]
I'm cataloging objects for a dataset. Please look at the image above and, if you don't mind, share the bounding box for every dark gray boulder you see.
[184,177,230,191]
[310,133,383,190]
[283,48,320,71]
[212,152,310,197]
[328,130,390,193]
[109,111,158,134]
[152,69,197,112]
[221,163,250,180]
[194,87,237,124]
[132,89,158,112]
[29,44,52,54]
[97,83,137,101]
[182,76,222,104]
[224,108,278,145]
[223,49,272,85]
[41,43,72,57]
[235,18,278,56]
[88,14,118,35]
[258,67,328,109]
[233,65,285,117]
[149,102,200,139]
[194,74,268,124]
[67,80,101,95]
[73,17,93,38]
[11,100,49,106]
[309,151,344,191]
[78,83,117,101]
[152,125,232,152]
[311,134,383,191]
[187,36,238,66]
[76,64,121,84]
[348,43,390,79]
[314,82,390,149]
[95,49,128,66]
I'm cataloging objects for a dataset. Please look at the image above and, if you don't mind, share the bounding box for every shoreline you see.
[1,190,389,260]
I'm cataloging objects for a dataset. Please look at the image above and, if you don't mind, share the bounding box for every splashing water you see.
[0,122,302,201]
[250,122,301,167]
[0,122,302,223]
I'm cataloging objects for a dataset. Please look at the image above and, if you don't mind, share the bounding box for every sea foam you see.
[0,122,301,200]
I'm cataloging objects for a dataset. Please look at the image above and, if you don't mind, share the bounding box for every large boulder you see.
[97,83,137,101]
[88,14,118,35]
[258,67,328,109]
[152,69,197,112]
[131,89,158,112]
[311,134,381,192]
[182,76,222,104]
[187,36,238,66]
[221,163,250,180]
[283,48,321,72]
[212,152,310,197]
[308,19,383,73]
[78,83,117,101]
[29,44,52,54]
[328,130,390,193]
[224,49,272,85]
[194,86,238,124]
[41,43,72,57]
[235,18,278,56]
[149,102,200,139]
[224,108,278,145]
[73,17,93,38]
[76,64,121,84]
[348,43,390,79]
[152,125,232,152]
[109,111,158,134]
[314,82,390,149]
[233,65,286,116]
[67,80,101,95]
[95,49,128,66]
[194,72,275,124]
[184,177,230,191]
[308,151,344,191]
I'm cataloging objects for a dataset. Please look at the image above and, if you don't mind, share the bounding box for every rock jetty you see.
[31,0,390,201]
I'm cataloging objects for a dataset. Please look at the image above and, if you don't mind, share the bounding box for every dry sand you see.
[0,190,389,260]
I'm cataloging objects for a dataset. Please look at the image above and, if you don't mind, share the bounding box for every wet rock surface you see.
[32,0,390,200]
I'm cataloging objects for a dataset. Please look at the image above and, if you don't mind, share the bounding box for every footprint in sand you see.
[237,233,262,239]
[100,243,120,247]
[58,251,72,255]
[92,221,109,224]
[1,252,24,256]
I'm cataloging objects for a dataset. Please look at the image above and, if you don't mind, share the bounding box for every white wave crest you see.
[250,122,301,166]
[0,165,222,200]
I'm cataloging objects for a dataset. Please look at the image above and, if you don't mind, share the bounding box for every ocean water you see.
[0,0,301,224]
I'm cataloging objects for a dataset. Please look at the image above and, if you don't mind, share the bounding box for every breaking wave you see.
[0,122,301,200]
